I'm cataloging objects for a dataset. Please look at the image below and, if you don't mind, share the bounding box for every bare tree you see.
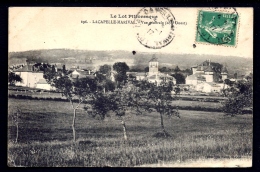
[10,107,22,143]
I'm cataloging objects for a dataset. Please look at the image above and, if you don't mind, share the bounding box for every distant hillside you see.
[8,49,253,76]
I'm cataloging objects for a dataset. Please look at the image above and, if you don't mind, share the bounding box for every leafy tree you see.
[52,65,56,73]
[182,68,192,75]
[90,82,150,141]
[222,79,233,97]
[173,85,181,95]
[96,73,115,93]
[45,73,98,142]
[146,80,180,137]
[144,67,149,72]
[62,65,66,73]
[99,64,111,76]
[234,73,238,79]
[174,66,181,73]
[129,67,144,72]
[113,62,129,87]
[88,92,116,120]
[43,66,64,87]
[33,63,51,71]
[171,73,185,84]
[103,79,116,93]
[222,79,253,116]
[8,72,22,86]
[245,73,253,81]
[95,73,106,83]
[159,67,167,73]
[128,74,136,82]
[109,85,138,140]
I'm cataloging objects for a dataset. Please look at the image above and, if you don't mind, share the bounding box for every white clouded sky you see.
[9,7,253,58]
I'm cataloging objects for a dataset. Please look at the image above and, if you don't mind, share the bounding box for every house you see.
[195,82,222,93]
[136,72,147,80]
[186,73,206,85]
[14,61,46,88]
[71,69,90,79]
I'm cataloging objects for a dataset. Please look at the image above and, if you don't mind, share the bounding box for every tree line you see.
[8,62,253,143]
[42,62,181,142]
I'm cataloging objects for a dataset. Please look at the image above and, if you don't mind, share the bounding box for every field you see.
[8,98,252,167]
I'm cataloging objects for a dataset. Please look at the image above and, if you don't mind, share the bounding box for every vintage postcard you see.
[8,7,253,167]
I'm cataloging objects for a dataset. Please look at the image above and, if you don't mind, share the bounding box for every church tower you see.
[148,55,159,76]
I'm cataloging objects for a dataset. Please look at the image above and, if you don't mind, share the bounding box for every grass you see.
[8,98,252,167]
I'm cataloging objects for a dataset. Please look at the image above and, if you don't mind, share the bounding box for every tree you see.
[62,65,66,73]
[90,82,150,141]
[8,72,22,86]
[159,67,167,73]
[146,80,180,137]
[222,79,253,116]
[128,74,136,82]
[89,92,116,120]
[173,85,181,95]
[45,72,98,142]
[144,67,149,72]
[10,107,22,143]
[234,73,238,79]
[96,73,115,93]
[174,66,181,73]
[113,62,129,87]
[222,79,233,97]
[182,68,192,75]
[110,85,138,140]
[99,64,111,77]
[52,65,56,73]
[171,73,185,84]
[43,67,58,84]
[103,79,116,92]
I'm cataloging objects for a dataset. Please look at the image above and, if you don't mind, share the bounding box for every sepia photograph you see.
[8,7,253,167]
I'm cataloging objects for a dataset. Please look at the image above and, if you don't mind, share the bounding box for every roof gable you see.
[37,79,48,84]
[149,55,158,62]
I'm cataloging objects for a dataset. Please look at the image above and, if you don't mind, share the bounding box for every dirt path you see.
[137,158,252,167]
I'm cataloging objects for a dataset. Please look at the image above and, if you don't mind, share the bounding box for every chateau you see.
[185,60,229,93]
[186,59,228,86]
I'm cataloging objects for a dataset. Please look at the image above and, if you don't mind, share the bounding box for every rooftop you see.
[37,79,48,84]
[136,72,146,76]
[149,55,158,62]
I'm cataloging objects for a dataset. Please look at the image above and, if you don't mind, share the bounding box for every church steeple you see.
[149,54,159,76]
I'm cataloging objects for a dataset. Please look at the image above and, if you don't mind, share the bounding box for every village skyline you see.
[8,49,253,78]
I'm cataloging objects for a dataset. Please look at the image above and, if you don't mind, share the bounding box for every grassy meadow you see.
[8,98,252,167]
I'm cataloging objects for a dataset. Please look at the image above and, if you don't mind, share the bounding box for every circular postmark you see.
[133,7,175,49]
[196,7,239,46]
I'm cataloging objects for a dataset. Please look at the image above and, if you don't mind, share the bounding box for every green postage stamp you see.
[196,10,239,46]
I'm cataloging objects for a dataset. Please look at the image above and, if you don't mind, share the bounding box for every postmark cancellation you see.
[134,7,176,49]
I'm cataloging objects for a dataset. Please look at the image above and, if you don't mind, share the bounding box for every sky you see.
[9,7,253,58]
